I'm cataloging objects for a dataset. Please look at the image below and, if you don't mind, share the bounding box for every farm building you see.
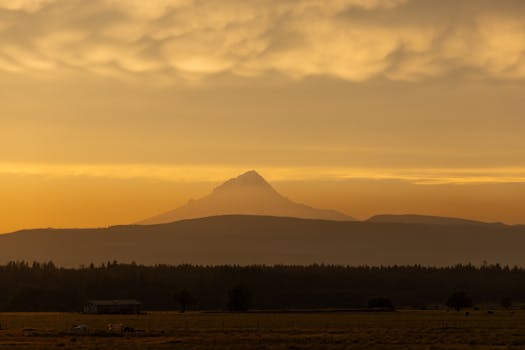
[83,300,142,314]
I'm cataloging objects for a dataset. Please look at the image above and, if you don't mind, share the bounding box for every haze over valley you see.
[1,171,523,267]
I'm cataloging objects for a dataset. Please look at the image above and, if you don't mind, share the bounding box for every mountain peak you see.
[138,170,354,224]
[236,170,267,184]
[213,170,274,193]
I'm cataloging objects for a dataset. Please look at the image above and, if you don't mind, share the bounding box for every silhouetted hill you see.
[1,215,524,267]
[367,214,502,226]
[139,170,353,224]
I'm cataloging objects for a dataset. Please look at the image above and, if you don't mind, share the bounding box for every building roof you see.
[86,299,141,306]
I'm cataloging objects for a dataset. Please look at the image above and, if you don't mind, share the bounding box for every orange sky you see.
[1,0,525,233]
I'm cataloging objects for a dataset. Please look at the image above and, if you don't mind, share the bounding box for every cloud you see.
[1,0,525,82]
[0,0,55,13]
[459,15,525,79]
[1,162,525,185]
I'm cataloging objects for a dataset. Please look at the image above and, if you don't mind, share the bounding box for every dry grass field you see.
[1,310,524,349]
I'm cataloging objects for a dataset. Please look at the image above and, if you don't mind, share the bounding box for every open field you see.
[1,310,525,349]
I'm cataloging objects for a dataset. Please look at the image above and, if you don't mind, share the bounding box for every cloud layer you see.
[2,162,525,185]
[1,0,525,82]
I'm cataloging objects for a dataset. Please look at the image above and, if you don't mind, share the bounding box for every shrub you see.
[501,297,512,309]
[446,292,473,311]
[173,289,196,313]
[226,285,251,312]
[368,297,394,309]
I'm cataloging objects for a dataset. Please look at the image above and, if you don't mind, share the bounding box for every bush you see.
[446,291,473,311]
[368,297,394,309]
[173,289,196,313]
[226,285,251,312]
[501,297,512,309]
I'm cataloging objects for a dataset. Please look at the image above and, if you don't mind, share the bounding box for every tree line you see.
[0,261,524,312]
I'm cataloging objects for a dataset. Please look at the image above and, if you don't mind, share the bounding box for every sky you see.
[1,0,525,233]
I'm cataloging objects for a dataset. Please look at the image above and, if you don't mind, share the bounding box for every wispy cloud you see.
[1,163,525,185]
[1,0,525,82]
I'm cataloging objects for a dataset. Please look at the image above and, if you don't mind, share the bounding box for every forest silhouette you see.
[1,262,523,312]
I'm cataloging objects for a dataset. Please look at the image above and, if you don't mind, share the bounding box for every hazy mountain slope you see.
[367,214,501,226]
[1,215,524,267]
[139,170,353,224]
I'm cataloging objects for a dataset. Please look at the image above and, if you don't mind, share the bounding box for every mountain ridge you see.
[367,214,504,226]
[1,215,524,267]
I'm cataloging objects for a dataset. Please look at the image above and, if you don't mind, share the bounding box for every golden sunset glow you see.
[1,0,525,233]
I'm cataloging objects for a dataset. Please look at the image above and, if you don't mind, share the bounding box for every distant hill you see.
[1,215,524,267]
[367,214,502,226]
[138,170,353,224]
